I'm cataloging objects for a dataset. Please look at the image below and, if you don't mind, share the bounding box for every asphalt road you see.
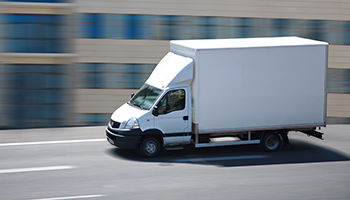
[0,125,350,200]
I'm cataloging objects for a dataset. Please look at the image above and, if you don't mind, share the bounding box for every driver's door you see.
[154,88,189,134]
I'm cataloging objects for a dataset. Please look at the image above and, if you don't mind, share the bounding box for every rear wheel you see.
[261,133,282,151]
[138,137,161,157]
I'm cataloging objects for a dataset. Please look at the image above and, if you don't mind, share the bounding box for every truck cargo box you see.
[170,37,328,133]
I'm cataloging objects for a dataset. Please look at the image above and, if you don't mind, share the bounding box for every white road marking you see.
[30,194,105,200]
[0,166,76,174]
[0,138,106,147]
[172,155,268,162]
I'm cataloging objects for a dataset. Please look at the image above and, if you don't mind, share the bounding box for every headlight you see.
[123,117,139,129]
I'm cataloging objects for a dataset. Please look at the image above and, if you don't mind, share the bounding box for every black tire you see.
[138,137,161,157]
[261,133,282,151]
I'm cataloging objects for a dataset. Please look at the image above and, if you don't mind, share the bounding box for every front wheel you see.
[261,133,282,151]
[138,137,161,157]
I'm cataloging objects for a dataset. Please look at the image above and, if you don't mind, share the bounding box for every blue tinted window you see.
[309,20,325,41]
[89,14,104,38]
[322,21,344,45]
[197,17,214,39]
[172,16,207,40]
[287,20,321,40]
[104,14,125,39]
[344,22,350,45]
[78,14,105,38]
[3,65,69,127]
[4,14,68,53]
[75,14,350,45]
[236,18,253,38]
[75,14,350,44]
[327,117,350,124]
[153,15,173,40]
[76,14,89,38]
[328,69,350,93]
[211,17,236,39]
[272,19,290,36]
[124,15,142,39]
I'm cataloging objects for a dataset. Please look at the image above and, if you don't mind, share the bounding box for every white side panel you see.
[163,136,191,146]
[194,45,327,132]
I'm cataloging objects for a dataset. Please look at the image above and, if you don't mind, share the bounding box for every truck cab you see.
[106,52,193,156]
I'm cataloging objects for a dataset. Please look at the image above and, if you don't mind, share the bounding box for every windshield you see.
[128,84,163,110]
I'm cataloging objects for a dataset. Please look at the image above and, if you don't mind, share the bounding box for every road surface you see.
[0,125,349,200]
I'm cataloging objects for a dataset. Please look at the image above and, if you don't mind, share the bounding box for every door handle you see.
[183,116,189,120]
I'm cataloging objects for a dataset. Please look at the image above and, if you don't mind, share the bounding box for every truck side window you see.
[157,89,185,115]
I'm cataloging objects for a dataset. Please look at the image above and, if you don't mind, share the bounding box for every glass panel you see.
[211,17,235,39]
[3,65,69,127]
[344,22,350,45]
[105,14,125,38]
[328,69,350,93]
[157,89,185,115]
[4,14,68,53]
[73,14,349,45]
[197,17,213,39]
[327,117,350,124]
[323,21,344,45]
[129,84,163,110]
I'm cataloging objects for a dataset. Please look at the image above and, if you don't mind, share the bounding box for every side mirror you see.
[130,93,135,98]
[152,106,159,117]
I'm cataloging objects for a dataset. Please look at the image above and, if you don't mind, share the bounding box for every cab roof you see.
[145,52,193,88]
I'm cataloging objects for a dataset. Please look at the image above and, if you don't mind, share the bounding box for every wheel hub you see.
[145,141,157,154]
[266,135,279,150]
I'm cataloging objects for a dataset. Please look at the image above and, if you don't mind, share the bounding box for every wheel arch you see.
[141,129,164,146]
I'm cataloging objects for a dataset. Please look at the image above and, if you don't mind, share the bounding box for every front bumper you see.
[106,127,143,149]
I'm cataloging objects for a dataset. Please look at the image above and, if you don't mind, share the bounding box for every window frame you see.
[156,89,186,115]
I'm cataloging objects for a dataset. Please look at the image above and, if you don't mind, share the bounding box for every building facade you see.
[1,0,350,128]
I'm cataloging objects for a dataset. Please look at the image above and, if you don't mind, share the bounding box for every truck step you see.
[195,140,260,148]
[165,146,185,151]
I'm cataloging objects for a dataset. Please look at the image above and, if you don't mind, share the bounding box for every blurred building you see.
[0,0,350,128]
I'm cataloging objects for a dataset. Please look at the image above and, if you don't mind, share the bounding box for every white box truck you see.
[106,37,328,157]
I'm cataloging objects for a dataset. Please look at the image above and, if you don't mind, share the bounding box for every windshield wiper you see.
[128,101,146,110]
[128,101,139,108]
[139,105,147,110]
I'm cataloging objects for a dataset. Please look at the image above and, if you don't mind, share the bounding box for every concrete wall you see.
[75,39,169,64]
[329,45,350,69]
[328,93,350,118]
[75,0,350,21]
